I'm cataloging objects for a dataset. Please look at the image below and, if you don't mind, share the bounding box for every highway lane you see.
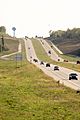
[37,62,80,90]
[24,38,80,90]
[24,38,38,61]
[37,38,63,62]
[50,65,80,88]
[38,62,80,90]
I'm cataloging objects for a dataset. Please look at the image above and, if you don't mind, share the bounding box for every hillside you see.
[46,28,80,57]
[0,35,19,55]
[0,26,19,55]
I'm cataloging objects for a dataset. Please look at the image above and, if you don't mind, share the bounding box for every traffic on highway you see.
[24,38,80,90]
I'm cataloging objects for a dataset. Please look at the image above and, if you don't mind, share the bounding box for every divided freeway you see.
[24,38,80,90]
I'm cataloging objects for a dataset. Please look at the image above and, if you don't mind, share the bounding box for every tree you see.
[35,35,38,38]
[49,30,52,35]
[0,26,6,33]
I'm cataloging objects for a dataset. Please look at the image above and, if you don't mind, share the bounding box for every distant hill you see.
[46,28,80,57]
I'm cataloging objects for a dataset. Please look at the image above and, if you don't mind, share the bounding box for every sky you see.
[0,0,80,37]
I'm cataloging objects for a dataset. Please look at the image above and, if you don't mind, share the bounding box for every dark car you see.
[48,50,51,54]
[58,59,60,61]
[69,73,78,80]
[51,45,53,48]
[28,47,30,49]
[46,63,50,67]
[30,56,32,58]
[40,61,44,65]
[64,59,68,62]
[33,59,38,62]
[77,61,80,64]
[54,66,59,71]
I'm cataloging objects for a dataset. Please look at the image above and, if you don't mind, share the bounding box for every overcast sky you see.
[0,0,80,37]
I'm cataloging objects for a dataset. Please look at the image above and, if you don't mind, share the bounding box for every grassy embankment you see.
[0,36,19,56]
[1,59,80,120]
[6,38,26,61]
[46,39,80,62]
[31,38,80,72]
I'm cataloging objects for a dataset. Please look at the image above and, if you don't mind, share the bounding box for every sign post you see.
[15,54,22,68]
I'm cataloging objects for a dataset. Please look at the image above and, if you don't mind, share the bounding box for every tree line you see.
[49,28,80,41]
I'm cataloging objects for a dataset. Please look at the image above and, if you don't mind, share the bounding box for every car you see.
[51,45,53,48]
[42,42,44,45]
[77,61,80,64]
[28,47,30,49]
[46,63,50,67]
[48,50,51,54]
[30,56,32,59]
[54,66,59,71]
[64,59,68,62]
[58,59,60,61]
[40,61,44,65]
[69,73,78,80]
[33,59,38,62]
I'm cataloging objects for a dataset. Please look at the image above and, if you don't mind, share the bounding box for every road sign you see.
[15,54,23,68]
[15,54,22,61]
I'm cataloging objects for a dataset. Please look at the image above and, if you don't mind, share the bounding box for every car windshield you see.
[70,73,78,76]
[55,66,58,68]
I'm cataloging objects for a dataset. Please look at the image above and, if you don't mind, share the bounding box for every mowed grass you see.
[31,38,80,72]
[0,60,80,120]
[60,54,80,62]
[31,38,53,62]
